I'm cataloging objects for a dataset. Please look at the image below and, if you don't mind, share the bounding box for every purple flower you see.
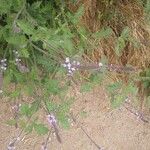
[41,144,47,150]
[7,142,15,150]
[65,57,70,63]
[0,58,7,72]
[47,114,57,126]
[62,57,79,76]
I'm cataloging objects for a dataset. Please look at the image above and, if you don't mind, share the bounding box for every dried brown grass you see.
[67,0,150,105]
[67,0,150,69]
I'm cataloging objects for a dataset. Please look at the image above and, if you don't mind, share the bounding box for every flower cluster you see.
[12,103,21,112]
[13,50,29,73]
[13,50,21,63]
[62,57,80,76]
[0,59,7,72]
[47,114,57,126]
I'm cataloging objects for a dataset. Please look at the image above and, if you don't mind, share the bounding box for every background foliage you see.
[0,0,150,138]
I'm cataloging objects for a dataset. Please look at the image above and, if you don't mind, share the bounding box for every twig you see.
[13,2,25,26]
[7,116,32,150]
[70,113,104,150]
[29,41,61,64]
[41,130,52,150]
[47,114,62,143]
[42,101,62,145]
[123,101,149,123]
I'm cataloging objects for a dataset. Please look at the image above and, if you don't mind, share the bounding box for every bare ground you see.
[0,86,150,150]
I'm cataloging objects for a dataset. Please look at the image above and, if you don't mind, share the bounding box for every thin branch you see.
[70,113,104,150]
[29,41,62,64]
[41,130,52,150]
[13,2,26,26]
[123,101,149,123]
[7,116,32,150]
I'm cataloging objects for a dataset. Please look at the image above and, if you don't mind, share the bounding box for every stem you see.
[124,101,149,123]
[13,2,26,26]
[70,113,104,150]
[42,130,52,150]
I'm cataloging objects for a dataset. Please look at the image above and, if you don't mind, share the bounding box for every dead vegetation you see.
[67,0,150,110]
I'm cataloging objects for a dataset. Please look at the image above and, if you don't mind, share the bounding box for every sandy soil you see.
[0,86,150,150]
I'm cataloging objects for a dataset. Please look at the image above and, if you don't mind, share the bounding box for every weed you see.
[0,0,150,149]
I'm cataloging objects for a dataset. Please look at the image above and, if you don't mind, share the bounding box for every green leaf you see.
[107,82,122,94]
[89,73,103,85]
[34,123,49,135]
[20,104,31,117]
[125,83,138,95]
[63,38,74,55]
[22,84,34,96]
[45,79,60,95]
[6,35,27,47]
[72,6,84,24]
[45,101,58,112]
[57,113,70,129]
[58,99,73,114]
[111,95,125,108]
[115,37,125,56]
[92,27,112,39]
[121,27,130,39]
[17,20,34,35]
[0,0,12,14]
[115,27,130,56]
[9,89,20,98]
[25,124,34,133]
[31,1,42,9]
[30,100,40,114]
[20,48,30,58]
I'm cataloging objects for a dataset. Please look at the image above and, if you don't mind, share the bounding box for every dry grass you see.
[67,0,150,68]
[67,0,150,109]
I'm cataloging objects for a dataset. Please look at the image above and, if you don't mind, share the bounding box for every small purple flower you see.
[7,142,15,150]
[41,144,47,150]
[62,57,79,76]
[13,50,29,73]
[47,114,62,143]
[47,114,57,126]
[0,58,7,72]
[65,57,70,63]
[99,62,103,67]
[12,104,21,112]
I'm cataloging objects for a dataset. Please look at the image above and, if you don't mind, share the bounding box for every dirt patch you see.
[0,86,150,150]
